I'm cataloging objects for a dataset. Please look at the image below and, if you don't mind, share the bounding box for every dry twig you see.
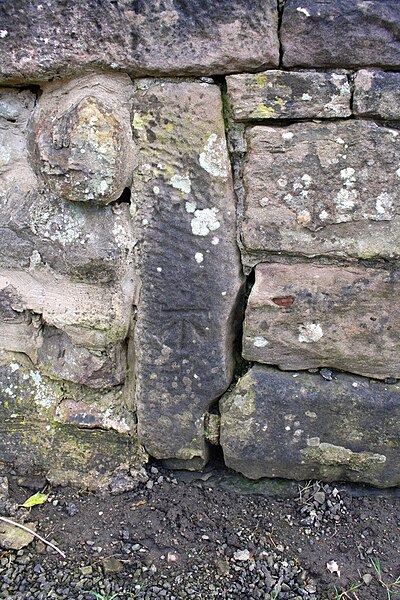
[0,515,66,559]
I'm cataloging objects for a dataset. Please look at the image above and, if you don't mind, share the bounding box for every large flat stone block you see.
[220,366,400,487]
[0,0,279,83]
[242,122,400,259]
[281,0,400,68]
[354,70,400,120]
[226,70,351,121]
[243,263,400,380]
[132,79,243,465]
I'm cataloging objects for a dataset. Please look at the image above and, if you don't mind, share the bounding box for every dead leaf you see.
[21,492,48,508]
[327,559,341,577]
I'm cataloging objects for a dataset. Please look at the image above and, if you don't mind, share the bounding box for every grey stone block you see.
[354,70,400,120]
[132,79,244,464]
[242,121,400,259]
[226,70,351,121]
[281,0,400,69]
[0,0,279,83]
[220,365,400,487]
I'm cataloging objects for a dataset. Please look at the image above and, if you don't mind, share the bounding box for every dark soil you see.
[1,459,400,600]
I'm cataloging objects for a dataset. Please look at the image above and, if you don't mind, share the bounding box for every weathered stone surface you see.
[226,71,351,121]
[0,88,135,284]
[0,267,135,388]
[0,522,36,550]
[220,366,400,487]
[38,328,127,389]
[0,88,36,200]
[0,359,146,488]
[0,0,279,83]
[30,74,136,205]
[242,122,400,259]
[243,263,400,379]
[281,0,400,68]
[0,476,8,500]
[0,267,133,343]
[0,81,137,404]
[132,79,243,464]
[354,70,400,120]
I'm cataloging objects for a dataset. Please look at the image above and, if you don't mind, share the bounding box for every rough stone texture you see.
[0,522,36,550]
[226,71,351,121]
[38,328,127,389]
[0,267,135,388]
[242,122,400,259]
[243,263,400,379]
[0,80,138,390]
[0,0,279,83]
[0,358,146,488]
[281,0,400,68]
[29,74,136,206]
[220,366,400,487]
[0,84,137,285]
[132,79,243,465]
[354,70,400,120]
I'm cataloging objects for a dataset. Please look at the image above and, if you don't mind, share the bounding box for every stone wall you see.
[0,0,399,489]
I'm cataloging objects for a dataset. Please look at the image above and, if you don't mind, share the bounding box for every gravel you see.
[0,464,399,599]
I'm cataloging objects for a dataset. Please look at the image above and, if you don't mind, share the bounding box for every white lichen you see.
[282,132,294,141]
[253,336,269,348]
[198,134,229,178]
[296,7,310,16]
[298,323,324,343]
[185,201,197,214]
[194,252,204,264]
[191,207,221,236]
[170,174,191,194]
[375,192,394,220]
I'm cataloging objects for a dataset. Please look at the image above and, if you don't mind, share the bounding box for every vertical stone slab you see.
[132,79,243,465]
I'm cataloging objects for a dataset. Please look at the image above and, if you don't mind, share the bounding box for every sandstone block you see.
[226,71,351,121]
[0,268,133,347]
[132,79,243,464]
[0,267,136,388]
[0,359,145,488]
[243,263,400,379]
[281,0,400,68]
[220,366,400,487]
[38,328,127,389]
[0,82,137,391]
[0,0,279,83]
[30,74,136,206]
[0,87,135,283]
[242,122,400,259]
[354,70,400,120]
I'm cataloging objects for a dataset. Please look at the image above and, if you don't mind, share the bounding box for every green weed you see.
[371,558,400,600]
